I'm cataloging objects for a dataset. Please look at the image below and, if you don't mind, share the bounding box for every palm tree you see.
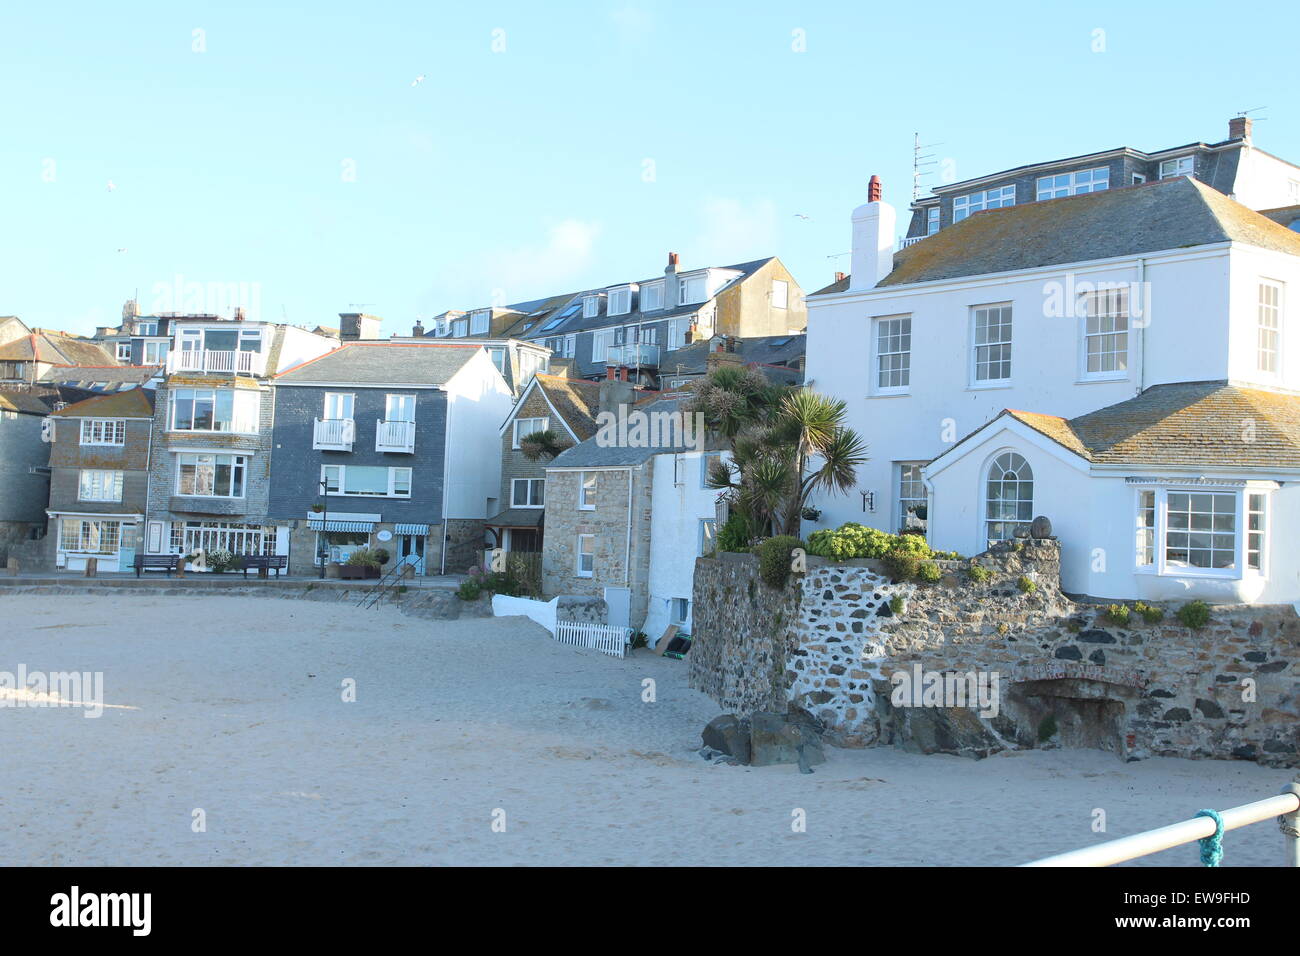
[518,429,566,461]
[693,367,867,538]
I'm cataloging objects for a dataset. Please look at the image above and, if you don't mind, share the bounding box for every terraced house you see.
[139,314,337,565]
[268,341,513,575]
[421,253,807,390]
[43,388,155,573]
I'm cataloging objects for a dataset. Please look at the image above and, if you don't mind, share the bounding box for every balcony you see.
[897,235,928,250]
[314,418,355,451]
[167,349,266,376]
[375,419,415,454]
[605,343,661,368]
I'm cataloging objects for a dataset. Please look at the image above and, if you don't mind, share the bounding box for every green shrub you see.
[965,563,991,583]
[916,561,942,583]
[1017,575,1037,594]
[1133,601,1165,624]
[1104,603,1131,625]
[882,548,923,581]
[756,535,803,589]
[457,577,482,601]
[205,547,235,573]
[1177,599,1211,630]
[372,548,391,565]
[346,548,382,568]
[804,521,957,564]
[888,594,905,615]
[716,512,751,554]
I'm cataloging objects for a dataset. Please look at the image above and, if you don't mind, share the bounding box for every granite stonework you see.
[690,540,1298,767]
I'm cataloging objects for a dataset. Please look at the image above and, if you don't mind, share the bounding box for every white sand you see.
[0,594,1292,867]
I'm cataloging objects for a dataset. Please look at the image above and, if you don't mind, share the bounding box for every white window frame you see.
[583,295,600,318]
[666,319,688,350]
[1257,280,1283,376]
[670,597,690,625]
[323,391,355,421]
[78,469,124,503]
[590,328,615,363]
[135,321,158,336]
[896,462,927,533]
[576,533,595,577]
[579,472,597,510]
[1134,485,1263,579]
[872,314,911,394]
[679,275,705,305]
[608,287,632,317]
[115,342,132,361]
[953,185,1016,222]
[512,478,545,508]
[970,304,1013,387]
[700,452,721,489]
[983,451,1033,545]
[470,310,490,335]
[641,282,664,312]
[385,393,416,422]
[176,453,248,499]
[926,207,940,235]
[512,417,549,449]
[452,318,468,336]
[320,464,413,499]
[170,388,259,434]
[1036,166,1110,200]
[80,418,126,446]
[58,518,122,555]
[698,519,716,556]
[772,279,789,310]
[1079,287,1130,380]
[1159,156,1194,180]
[142,341,169,364]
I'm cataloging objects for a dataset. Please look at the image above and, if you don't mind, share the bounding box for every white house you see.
[806,173,1300,602]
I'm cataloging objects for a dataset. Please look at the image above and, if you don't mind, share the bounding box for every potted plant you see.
[310,504,324,513]
[343,548,382,579]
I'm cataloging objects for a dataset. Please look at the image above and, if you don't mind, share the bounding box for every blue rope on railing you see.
[1194,809,1224,867]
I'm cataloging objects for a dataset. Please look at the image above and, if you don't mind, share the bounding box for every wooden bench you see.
[134,554,179,578]
[239,554,288,578]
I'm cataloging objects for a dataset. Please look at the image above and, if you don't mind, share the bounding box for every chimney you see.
[412,319,425,337]
[664,251,680,311]
[599,376,636,417]
[835,271,847,283]
[234,306,246,322]
[849,174,897,292]
[1229,115,1253,143]
[339,312,382,341]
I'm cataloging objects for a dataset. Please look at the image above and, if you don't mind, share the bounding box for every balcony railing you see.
[314,418,355,451]
[167,349,266,376]
[897,235,928,250]
[375,419,415,454]
[605,343,661,368]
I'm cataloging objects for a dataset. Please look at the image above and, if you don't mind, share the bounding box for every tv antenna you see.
[912,132,943,202]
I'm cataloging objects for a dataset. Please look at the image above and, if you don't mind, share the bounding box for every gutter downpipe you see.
[625,466,633,586]
[1136,257,1147,396]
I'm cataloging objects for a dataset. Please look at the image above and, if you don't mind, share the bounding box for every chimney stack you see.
[339,312,382,341]
[412,319,425,337]
[835,271,847,282]
[598,375,636,417]
[664,251,680,310]
[234,306,246,322]
[1229,115,1253,142]
[849,174,897,292]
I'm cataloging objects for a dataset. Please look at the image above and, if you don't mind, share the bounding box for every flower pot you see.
[340,565,366,580]
[325,561,341,579]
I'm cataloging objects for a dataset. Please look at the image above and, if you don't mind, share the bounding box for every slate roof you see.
[1257,204,1300,231]
[548,393,700,468]
[0,385,99,414]
[818,178,1300,293]
[0,331,119,366]
[49,387,156,419]
[534,374,602,440]
[274,342,484,385]
[979,382,1300,469]
[658,334,806,384]
[484,507,544,529]
[39,364,159,389]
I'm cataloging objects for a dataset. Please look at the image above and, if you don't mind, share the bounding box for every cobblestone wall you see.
[690,541,1298,767]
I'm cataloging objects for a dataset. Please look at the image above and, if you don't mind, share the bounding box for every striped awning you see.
[308,519,375,532]
[394,523,430,535]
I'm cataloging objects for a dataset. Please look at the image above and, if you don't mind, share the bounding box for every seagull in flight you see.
[411,74,426,87]
[793,213,811,220]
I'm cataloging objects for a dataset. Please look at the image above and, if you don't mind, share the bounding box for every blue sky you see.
[3,0,1298,336]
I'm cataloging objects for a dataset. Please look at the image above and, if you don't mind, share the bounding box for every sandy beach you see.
[0,593,1291,867]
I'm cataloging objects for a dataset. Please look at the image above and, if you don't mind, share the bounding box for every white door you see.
[146,520,165,554]
[604,587,631,628]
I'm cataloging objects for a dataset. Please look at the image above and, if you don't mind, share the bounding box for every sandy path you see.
[0,594,1291,866]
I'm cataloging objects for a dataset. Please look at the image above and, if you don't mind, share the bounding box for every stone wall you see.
[690,540,1298,767]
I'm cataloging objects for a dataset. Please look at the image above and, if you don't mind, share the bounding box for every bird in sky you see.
[411,75,426,87]
[107,180,117,192]
[793,213,810,220]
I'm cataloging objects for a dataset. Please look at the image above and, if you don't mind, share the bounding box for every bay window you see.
[171,388,259,433]
[177,453,247,497]
[59,518,121,554]
[1134,485,1268,577]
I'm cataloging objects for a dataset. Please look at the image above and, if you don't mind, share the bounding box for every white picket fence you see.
[553,620,632,658]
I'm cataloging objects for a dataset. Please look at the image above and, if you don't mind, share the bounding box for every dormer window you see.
[1036,166,1109,200]
[953,185,1016,223]
[679,275,706,305]
[608,286,632,317]
[470,311,490,335]
[926,207,940,235]
[1159,156,1194,180]
[452,318,468,336]
[641,282,664,312]
[135,321,157,336]
[583,295,600,318]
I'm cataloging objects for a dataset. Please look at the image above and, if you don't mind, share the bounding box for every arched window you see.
[985,452,1033,545]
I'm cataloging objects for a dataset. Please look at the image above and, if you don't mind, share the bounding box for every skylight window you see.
[538,316,566,332]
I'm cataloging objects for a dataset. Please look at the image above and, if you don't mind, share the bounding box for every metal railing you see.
[357,554,420,609]
[1023,782,1300,867]
[167,349,265,375]
[374,419,415,453]
[605,343,661,367]
[313,418,355,451]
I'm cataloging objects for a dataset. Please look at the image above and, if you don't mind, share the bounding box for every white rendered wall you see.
[443,349,514,520]
[643,450,725,639]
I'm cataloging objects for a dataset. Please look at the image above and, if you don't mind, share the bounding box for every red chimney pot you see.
[868,175,882,203]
